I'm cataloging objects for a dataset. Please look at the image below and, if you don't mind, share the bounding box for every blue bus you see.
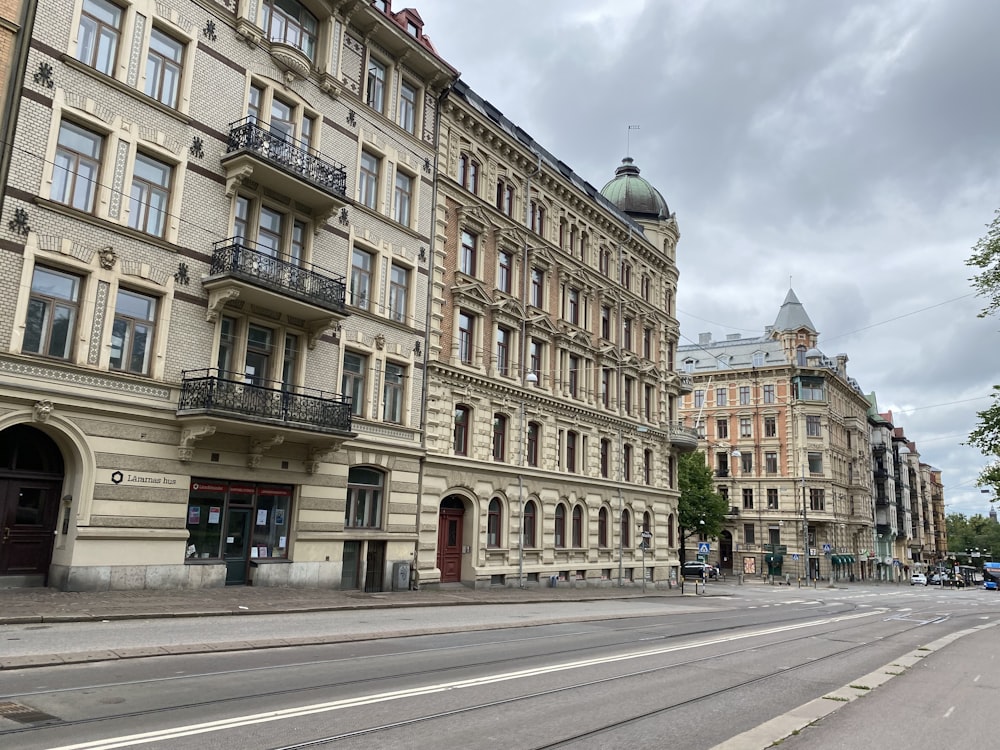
[983,562,1000,591]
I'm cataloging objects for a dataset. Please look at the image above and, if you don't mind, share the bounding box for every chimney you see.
[699,332,711,345]
[836,353,848,377]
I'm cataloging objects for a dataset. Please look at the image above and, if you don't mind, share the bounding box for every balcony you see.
[203,238,347,337]
[668,421,699,452]
[221,118,348,219]
[676,372,694,394]
[177,369,353,437]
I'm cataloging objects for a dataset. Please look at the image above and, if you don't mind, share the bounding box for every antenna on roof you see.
[626,125,640,157]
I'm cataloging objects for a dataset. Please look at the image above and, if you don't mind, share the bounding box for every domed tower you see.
[600,157,679,262]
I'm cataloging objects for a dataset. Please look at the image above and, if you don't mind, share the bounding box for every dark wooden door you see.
[364,540,385,592]
[224,508,251,585]
[0,479,60,578]
[437,508,464,583]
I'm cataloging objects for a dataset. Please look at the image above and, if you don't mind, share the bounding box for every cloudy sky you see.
[412,0,1000,519]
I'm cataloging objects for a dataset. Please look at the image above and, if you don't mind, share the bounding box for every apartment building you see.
[0,0,455,590]
[418,80,693,588]
[677,289,874,582]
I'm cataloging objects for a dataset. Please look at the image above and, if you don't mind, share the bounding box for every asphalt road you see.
[0,583,996,749]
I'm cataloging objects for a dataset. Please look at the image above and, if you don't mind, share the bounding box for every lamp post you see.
[801,474,809,586]
[517,370,538,589]
[617,426,624,586]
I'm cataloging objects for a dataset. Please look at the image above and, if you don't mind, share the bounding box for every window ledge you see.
[34,197,188,256]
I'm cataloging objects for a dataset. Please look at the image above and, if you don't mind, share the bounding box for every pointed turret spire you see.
[772,288,816,333]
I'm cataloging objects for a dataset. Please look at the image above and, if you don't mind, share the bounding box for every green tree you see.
[966,208,1000,485]
[677,451,728,563]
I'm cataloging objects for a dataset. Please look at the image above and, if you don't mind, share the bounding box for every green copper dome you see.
[600,157,669,219]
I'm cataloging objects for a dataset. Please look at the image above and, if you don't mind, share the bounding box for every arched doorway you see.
[0,424,64,585]
[719,530,734,575]
[437,495,465,583]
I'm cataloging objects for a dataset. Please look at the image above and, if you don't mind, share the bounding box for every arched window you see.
[458,152,478,193]
[796,345,807,366]
[453,404,471,455]
[346,467,385,528]
[523,499,537,548]
[492,413,507,462]
[554,504,566,548]
[668,513,675,548]
[572,505,583,547]
[642,511,652,548]
[598,507,609,547]
[621,509,631,548]
[487,498,501,548]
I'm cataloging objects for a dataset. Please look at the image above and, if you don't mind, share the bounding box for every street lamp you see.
[801,474,809,586]
[517,370,538,589]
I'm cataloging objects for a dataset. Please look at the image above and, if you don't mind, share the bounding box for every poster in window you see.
[256,509,268,526]
[274,508,285,526]
[208,506,221,524]
[188,506,200,525]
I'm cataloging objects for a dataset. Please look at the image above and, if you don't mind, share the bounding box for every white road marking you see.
[944,706,955,718]
[49,610,886,749]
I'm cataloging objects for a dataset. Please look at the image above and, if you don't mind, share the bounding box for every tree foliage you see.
[966,208,1000,481]
[945,512,1000,559]
[677,451,728,560]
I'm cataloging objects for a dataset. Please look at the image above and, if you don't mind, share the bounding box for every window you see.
[644,384,654,420]
[342,351,367,416]
[217,316,237,373]
[572,505,583,547]
[767,488,779,509]
[496,180,514,217]
[523,500,537,547]
[566,288,580,325]
[346,467,383,528]
[453,404,471,455]
[529,339,543,377]
[554,505,566,548]
[716,418,729,439]
[643,449,652,485]
[382,362,404,423]
[763,384,775,404]
[492,413,507,461]
[350,248,373,309]
[739,386,750,405]
[623,443,633,481]
[809,487,825,512]
[806,415,822,437]
[716,451,729,477]
[715,387,727,406]
[764,416,777,438]
[641,274,650,301]
[530,268,544,307]
[739,417,752,438]
[624,376,634,413]
[359,151,379,209]
[144,27,184,107]
[53,121,102,212]
[752,351,765,367]
[684,359,695,373]
[496,327,511,377]
[798,376,825,401]
[487,499,501,548]
[643,327,653,359]
[621,509,631,548]
[128,153,171,237]
[393,171,413,226]
[808,452,823,474]
[109,288,156,375]
[623,317,633,350]
[76,0,122,75]
[497,251,513,293]
[744,524,755,545]
[765,451,778,474]
[796,345,807,366]
[742,487,754,510]
[262,0,317,59]
[24,266,81,360]
[526,421,539,467]
[566,431,578,472]
[458,153,479,193]
[233,197,309,264]
[366,56,386,112]
[398,79,417,134]
[460,230,477,275]
[601,306,611,339]
[598,507,609,547]
[694,390,704,408]
[568,355,580,397]
[620,261,632,290]
[599,246,611,276]
[741,452,752,474]
[388,264,409,323]
[458,310,475,365]
[600,438,610,477]
[601,368,612,408]
[529,200,545,235]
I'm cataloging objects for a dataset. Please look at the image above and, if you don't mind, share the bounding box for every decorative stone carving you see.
[374,333,386,350]
[178,424,216,462]
[33,400,53,422]
[98,246,117,270]
[206,288,242,322]
[248,435,284,469]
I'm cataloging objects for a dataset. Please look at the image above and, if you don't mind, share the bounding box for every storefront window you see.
[185,480,292,561]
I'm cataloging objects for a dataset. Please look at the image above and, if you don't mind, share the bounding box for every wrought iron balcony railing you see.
[210,238,346,314]
[226,117,347,197]
[178,369,352,434]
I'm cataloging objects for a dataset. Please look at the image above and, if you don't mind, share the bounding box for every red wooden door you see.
[0,479,60,578]
[437,507,464,582]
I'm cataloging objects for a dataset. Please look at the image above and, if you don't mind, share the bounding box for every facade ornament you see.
[178,424,216,462]
[7,207,30,236]
[206,288,241,321]
[98,246,117,270]
[203,19,217,41]
[174,262,190,285]
[248,435,284,469]
[338,207,350,225]
[33,400,54,422]
[346,109,357,127]
[374,332,385,350]
[189,136,204,158]
[306,442,343,474]
[34,61,54,89]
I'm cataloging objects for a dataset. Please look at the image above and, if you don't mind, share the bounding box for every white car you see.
[910,573,927,586]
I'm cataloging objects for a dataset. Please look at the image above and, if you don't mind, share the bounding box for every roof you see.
[600,157,670,219]
[772,288,816,332]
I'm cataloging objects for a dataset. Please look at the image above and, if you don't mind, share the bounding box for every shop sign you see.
[108,470,184,488]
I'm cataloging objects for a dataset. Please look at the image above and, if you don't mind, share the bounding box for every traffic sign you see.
[822,543,832,553]
[792,554,800,561]
[698,542,710,556]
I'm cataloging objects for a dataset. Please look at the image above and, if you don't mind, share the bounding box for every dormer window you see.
[262,0,317,60]
[406,21,419,37]
[373,0,388,10]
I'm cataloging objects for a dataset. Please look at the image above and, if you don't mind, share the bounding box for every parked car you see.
[681,562,717,580]
[928,573,949,585]
[910,573,927,586]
